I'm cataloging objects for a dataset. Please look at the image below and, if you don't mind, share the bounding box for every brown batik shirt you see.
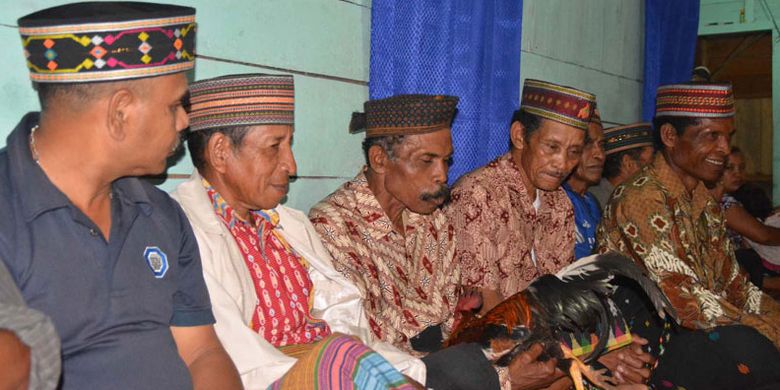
[597,153,780,348]
[447,153,576,298]
[309,170,459,354]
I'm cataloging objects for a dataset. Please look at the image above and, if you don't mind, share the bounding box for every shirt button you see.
[89,228,99,237]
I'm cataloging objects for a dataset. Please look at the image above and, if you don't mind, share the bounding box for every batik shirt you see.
[309,170,459,353]
[597,154,780,348]
[447,153,575,298]
[563,183,602,259]
[206,182,330,347]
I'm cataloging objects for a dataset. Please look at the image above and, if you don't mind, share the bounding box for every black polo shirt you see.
[0,113,215,389]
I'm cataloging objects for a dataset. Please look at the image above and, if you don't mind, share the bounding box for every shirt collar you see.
[652,153,713,217]
[8,113,154,221]
[113,177,153,216]
[500,152,549,208]
[7,113,68,221]
[202,178,280,230]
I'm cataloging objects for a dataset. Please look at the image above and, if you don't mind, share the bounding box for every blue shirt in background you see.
[563,183,602,259]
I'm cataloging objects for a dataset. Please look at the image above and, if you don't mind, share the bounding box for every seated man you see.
[590,122,655,208]
[448,79,590,310]
[173,74,422,389]
[563,108,606,259]
[1,3,240,389]
[312,95,571,390]
[598,83,780,389]
[448,80,652,387]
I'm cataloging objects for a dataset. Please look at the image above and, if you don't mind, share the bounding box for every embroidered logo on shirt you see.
[144,246,169,279]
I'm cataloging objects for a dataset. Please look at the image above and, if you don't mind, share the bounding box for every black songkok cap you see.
[349,94,459,138]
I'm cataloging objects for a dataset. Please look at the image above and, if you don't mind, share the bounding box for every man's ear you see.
[106,87,136,142]
[206,133,232,174]
[509,121,526,151]
[620,153,636,175]
[659,123,678,150]
[367,144,390,174]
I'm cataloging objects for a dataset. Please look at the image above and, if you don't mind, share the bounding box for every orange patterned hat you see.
[188,74,294,132]
[520,79,596,130]
[655,83,735,118]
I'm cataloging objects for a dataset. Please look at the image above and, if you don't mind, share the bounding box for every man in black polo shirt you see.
[0,3,241,389]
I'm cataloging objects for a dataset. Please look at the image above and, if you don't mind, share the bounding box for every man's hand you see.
[0,330,30,390]
[509,344,566,390]
[597,336,654,384]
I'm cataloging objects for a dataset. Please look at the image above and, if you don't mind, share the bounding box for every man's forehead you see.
[247,124,294,139]
[689,117,735,133]
[401,130,453,154]
[535,122,585,143]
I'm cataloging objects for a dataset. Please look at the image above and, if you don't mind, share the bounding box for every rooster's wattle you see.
[445,252,678,390]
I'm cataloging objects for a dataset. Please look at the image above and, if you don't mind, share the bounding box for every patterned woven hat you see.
[520,79,596,130]
[349,94,459,138]
[188,73,294,132]
[591,107,602,126]
[18,2,196,83]
[655,83,735,118]
[604,122,654,156]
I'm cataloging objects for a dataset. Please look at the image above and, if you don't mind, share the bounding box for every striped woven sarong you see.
[269,334,416,390]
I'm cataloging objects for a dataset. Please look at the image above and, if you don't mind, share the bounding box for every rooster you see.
[445,252,677,390]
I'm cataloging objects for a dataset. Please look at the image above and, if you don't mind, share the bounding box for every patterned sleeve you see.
[447,181,499,290]
[596,185,776,343]
[308,206,370,299]
[309,205,404,346]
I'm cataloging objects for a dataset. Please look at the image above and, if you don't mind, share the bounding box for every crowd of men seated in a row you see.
[3,2,780,390]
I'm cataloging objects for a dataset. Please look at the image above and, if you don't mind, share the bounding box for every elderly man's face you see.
[665,117,734,184]
[519,119,585,192]
[222,125,297,211]
[383,128,453,215]
[570,121,605,186]
[131,73,190,174]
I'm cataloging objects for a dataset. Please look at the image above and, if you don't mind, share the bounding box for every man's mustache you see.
[420,185,451,202]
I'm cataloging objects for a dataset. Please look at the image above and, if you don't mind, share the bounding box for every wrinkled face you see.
[383,129,453,214]
[666,117,734,184]
[222,125,297,211]
[570,121,605,186]
[129,73,190,174]
[722,151,745,194]
[519,119,585,192]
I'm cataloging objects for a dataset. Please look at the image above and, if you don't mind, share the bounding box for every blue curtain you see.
[369,0,523,183]
[642,0,701,121]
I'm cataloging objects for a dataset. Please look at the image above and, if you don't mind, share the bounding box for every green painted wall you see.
[1,0,648,212]
[699,0,780,203]
[0,0,370,212]
[520,0,645,127]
